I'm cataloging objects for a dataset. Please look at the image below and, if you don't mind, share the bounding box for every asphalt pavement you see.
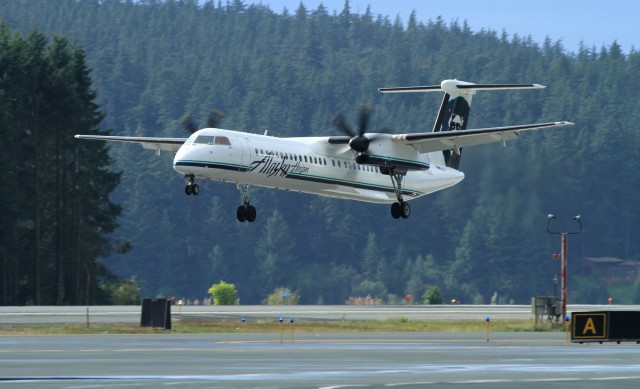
[2,331,640,388]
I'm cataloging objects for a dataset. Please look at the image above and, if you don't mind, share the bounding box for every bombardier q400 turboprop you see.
[76,79,572,222]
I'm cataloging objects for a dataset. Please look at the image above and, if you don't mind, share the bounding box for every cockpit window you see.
[194,135,215,145]
[214,136,231,145]
[193,135,232,146]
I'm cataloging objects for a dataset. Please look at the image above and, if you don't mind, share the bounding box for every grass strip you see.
[0,318,562,335]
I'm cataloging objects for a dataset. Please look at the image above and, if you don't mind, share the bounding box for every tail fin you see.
[379,80,544,169]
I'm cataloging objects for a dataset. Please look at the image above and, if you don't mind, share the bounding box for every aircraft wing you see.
[74,135,187,154]
[391,121,573,154]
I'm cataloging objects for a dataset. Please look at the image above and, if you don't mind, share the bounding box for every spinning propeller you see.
[180,109,225,134]
[330,105,373,153]
[328,105,394,165]
[329,104,391,153]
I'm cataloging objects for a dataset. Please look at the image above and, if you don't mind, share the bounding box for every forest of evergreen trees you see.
[0,24,123,305]
[2,0,640,305]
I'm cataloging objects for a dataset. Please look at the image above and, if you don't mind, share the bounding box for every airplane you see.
[76,79,573,222]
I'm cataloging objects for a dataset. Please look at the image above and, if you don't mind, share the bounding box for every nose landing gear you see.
[184,174,199,195]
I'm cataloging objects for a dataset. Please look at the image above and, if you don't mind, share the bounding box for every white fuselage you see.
[172,128,464,204]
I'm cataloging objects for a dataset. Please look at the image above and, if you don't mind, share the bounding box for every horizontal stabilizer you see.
[379,80,544,94]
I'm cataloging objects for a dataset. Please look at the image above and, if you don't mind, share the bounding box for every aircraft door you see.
[233,136,252,170]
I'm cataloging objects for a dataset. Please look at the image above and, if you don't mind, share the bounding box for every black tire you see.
[192,183,199,195]
[236,205,247,222]
[390,202,401,219]
[400,202,411,219]
[246,205,257,222]
[185,185,192,195]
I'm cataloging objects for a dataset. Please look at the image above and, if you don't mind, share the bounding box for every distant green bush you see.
[208,281,238,305]
[423,286,443,305]
[106,276,141,305]
[265,287,300,305]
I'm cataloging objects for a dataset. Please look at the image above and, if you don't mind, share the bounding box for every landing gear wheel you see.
[246,205,257,222]
[184,183,199,195]
[400,201,411,219]
[391,202,402,219]
[388,169,410,219]
[391,201,411,219]
[237,205,257,223]
[237,205,247,222]
[235,184,256,223]
[184,174,198,196]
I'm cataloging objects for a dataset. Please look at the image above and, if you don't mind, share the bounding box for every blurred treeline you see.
[1,0,639,305]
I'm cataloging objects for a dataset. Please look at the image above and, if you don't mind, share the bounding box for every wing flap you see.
[392,121,573,154]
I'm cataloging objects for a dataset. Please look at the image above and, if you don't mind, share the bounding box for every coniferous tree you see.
[0,26,121,305]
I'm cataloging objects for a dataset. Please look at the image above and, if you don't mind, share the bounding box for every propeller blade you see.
[180,112,198,134]
[207,108,224,128]
[357,105,372,136]
[331,112,355,137]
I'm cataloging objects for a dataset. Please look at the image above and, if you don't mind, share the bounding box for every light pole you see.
[547,214,583,320]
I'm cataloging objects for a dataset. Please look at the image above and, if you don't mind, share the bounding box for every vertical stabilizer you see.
[379,80,544,169]
[432,81,474,169]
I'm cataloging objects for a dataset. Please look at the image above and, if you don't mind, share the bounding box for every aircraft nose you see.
[173,144,196,174]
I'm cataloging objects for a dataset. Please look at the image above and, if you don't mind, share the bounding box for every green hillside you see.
[1,0,639,305]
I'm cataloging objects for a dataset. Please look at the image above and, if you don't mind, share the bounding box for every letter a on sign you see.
[582,317,597,335]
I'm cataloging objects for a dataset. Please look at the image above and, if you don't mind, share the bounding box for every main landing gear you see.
[389,170,411,219]
[236,184,256,223]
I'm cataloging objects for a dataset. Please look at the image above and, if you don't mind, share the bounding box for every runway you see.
[2,332,640,388]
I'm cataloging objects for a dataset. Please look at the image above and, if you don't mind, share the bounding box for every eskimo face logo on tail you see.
[449,113,465,131]
[439,96,470,170]
[440,96,470,132]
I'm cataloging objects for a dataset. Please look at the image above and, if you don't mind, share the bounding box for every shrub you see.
[208,281,238,305]
[423,285,443,305]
